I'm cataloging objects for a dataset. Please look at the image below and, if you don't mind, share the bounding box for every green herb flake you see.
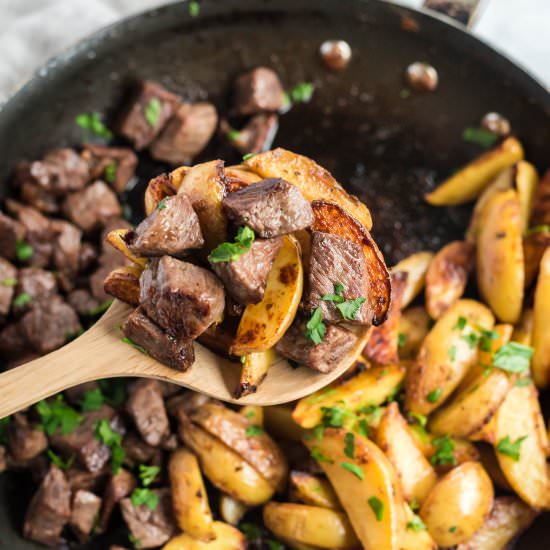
[75,112,113,140]
[245,425,264,437]
[289,82,315,104]
[344,432,355,459]
[336,297,366,321]
[453,316,467,330]
[314,424,325,441]
[449,526,457,533]
[95,418,125,473]
[36,396,82,436]
[1,277,17,287]
[88,299,113,317]
[496,435,527,461]
[13,293,32,307]
[526,225,550,236]
[139,464,161,487]
[406,514,427,532]
[515,377,532,387]
[357,418,369,437]
[409,499,420,512]
[461,331,480,349]
[430,435,457,466]
[305,307,327,344]
[321,282,345,303]
[410,412,428,428]
[242,153,255,161]
[144,98,162,127]
[80,388,104,412]
[266,540,285,550]
[227,129,241,141]
[492,342,533,373]
[239,522,262,541]
[400,88,411,99]
[397,332,408,348]
[340,462,364,480]
[321,406,354,428]
[128,533,142,548]
[367,496,384,521]
[47,449,75,470]
[310,447,334,464]
[121,336,149,355]
[209,226,255,263]
[131,488,159,511]
[157,197,168,210]
[462,127,498,148]
[104,162,117,184]
[426,388,442,404]
[188,1,200,17]
[447,345,457,361]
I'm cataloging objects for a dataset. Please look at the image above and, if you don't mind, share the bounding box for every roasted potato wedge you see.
[162,521,246,550]
[245,147,373,230]
[392,252,434,309]
[231,235,303,355]
[106,229,148,268]
[511,308,534,346]
[425,241,474,319]
[103,265,141,306]
[477,323,513,372]
[145,173,176,215]
[224,166,263,191]
[515,160,539,233]
[397,307,431,359]
[405,299,495,415]
[289,471,341,510]
[425,137,524,205]
[530,167,550,226]
[236,349,276,398]
[168,165,191,191]
[524,229,550,288]
[399,504,437,550]
[239,405,263,426]
[219,495,248,526]
[532,247,550,388]
[264,405,307,442]
[477,188,524,323]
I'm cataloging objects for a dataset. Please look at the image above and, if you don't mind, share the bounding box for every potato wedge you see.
[524,229,550,288]
[231,235,303,355]
[224,166,262,192]
[245,148,373,230]
[263,502,359,549]
[289,471,341,510]
[375,403,437,504]
[530,167,550,226]
[425,137,524,205]
[264,405,307,442]
[168,165,191,191]
[239,405,263,426]
[219,495,248,526]
[103,265,141,306]
[310,200,391,326]
[145,173,175,215]
[168,448,215,541]
[106,229,148,268]
[425,241,474,319]
[392,252,434,309]
[477,323,513,371]
[516,161,539,233]
[477,188,524,323]
[293,364,405,429]
[405,299,495,415]
[532,247,550,388]
[304,428,406,550]
[512,308,534,346]
[400,504,437,550]
[397,307,431,359]
[162,521,246,550]
[236,349,276,398]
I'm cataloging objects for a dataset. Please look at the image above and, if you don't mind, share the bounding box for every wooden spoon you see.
[0,300,370,418]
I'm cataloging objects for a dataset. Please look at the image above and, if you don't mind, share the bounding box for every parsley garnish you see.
[344,432,355,459]
[15,240,33,261]
[245,425,264,437]
[242,153,255,161]
[398,333,408,348]
[492,342,533,373]
[209,226,255,263]
[321,282,345,303]
[409,499,420,512]
[144,98,162,127]
[406,514,426,531]
[314,424,325,440]
[139,464,160,487]
[227,129,240,141]
[47,449,75,470]
[121,336,149,355]
[131,488,159,511]
[449,526,457,533]
[321,406,354,428]
[367,496,384,521]
[526,225,550,236]
[266,541,285,550]
[447,346,457,361]
[188,1,200,17]
[410,412,427,428]
[357,418,369,437]
[157,198,168,210]
[36,396,82,435]
[80,388,104,412]
[426,388,442,403]
[95,419,125,473]
[496,435,527,461]
[430,435,457,466]
[462,127,498,148]
[104,162,117,184]
[13,293,31,307]
[340,462,364,480]
[75,112,113,140]
[454,316,467,330]
[239,522,262,541]
[128,533,142,548]
[88,299,113,317]
[337,297,366,321]
[305,307,326,344]
[1,277,17,287]
[461,331,481,349]
[289,82,315,104]
[400,88,411,99]
[310,447,334,464]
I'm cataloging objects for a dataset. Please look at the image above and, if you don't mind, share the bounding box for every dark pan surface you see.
[0,0,548,547]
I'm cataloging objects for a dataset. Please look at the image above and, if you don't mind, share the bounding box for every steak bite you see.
[16,267,58,306]
[20,181,59,214]
[222,178,314,238]
[17,206,55,268]
[117,80,180,150]
[0,257,17,316]
[51,220,82,291]
[0,211,25,261]
[305,231,372,325]
[123,307,195,371]
[210,237,282,304]
[98,469,136,531]
[82,144,138,193]
[7,413,48,461]
[124,193,204,257]
[69,489,102,542]
[232,67,285,115]
[68,289,100,316]
[139,256,225,339]
[150,102,218,165]
[221,113,278,155]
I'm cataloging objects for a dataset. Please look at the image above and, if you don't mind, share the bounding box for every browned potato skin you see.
[530,167,550,226]
[168,165,191,191]
[145,173,176,215]
[397,307,431,359]
[104,265,141,306]
[392,252,434,308]
[162,521,247,550]
[524,230,550,288]
[425,241,474,319]
[224,166,262,192]
[532,247,550,388]
[289,471,342,510]
[106,229,148,268]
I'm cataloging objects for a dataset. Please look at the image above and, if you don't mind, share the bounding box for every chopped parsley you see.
[13,293,31,307]
[367,496,384,521]
[156,198,168,210]
[492,342,533,373]
[409,499,420,512]
[336,297,366,321]
[128,533,142,548]
[266,541,285,550]
[239,522,262,541]
[461,331,481,349]
[139,464,160,487]
[227,129,240,141]
[526,225,550,236]
[496,435,527,461]
[15,240,33,261]
[400,88,411,99]
[47,449,75,470]
[340,462,364,480]
[398,333,408,348]
[36,396,82,436]
[410,412,428,428]
[208,226,255,263]
[289,82,315,104]
[75,112,113,140]
[305,307,326,344]
[144,98,162,127]
[320,406,354,428]
[462,127,498,148]
[95,419,125,473]
[131,488,159,511]
[242,153,255,161]
[453,316,467,330]
[426,388,442,403]
[88,299,113,316]
[1,277,17,287]
[245,425,264,437]
[310,447,334,464]
[321,282,345,303]
[406,514,426,531]
[344,432,355,459]
[104,162,117,184]
[121,336,149,355]
[314,424,325,440]
[449,526,457,533]
[357,418,369,437]
[447,346,457,361]
[188,1,200,17]
[430,435,457,466]
[80,388,105,412]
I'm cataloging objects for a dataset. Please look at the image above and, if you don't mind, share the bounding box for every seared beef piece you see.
[23,466,71,547]
[117,80,181,150]
[123,307,195,371]
[275,317,357,373]
[150,102,218,165]
[66,466,109,493]
[20,296,81,353]
[126,379,170,447]
[0,212,25,261]
[221,113,278,155]
[0,257,17,316]
[120,488,176,549]
[232,67,284,115]
[210,237,282,304]
[139,256,225,339]
[17,206,55,268]
[20,181,59,214]
[7,413,48,461]
[68,289,100,316]
[0,323,26,355]
[16,267,58,306]
[70,489,102,542]
[79,243,98,273]
[51,219,82,291]
[64,381,100,405]
[82,143,138,193]
[305,231,371,325]
[166,391,212,418]
[15,148,89,196]
[124,193,204,257]
[98,469,136,531]
[222,178,314,238]
[63,180,122,232]
[122,432,162,467]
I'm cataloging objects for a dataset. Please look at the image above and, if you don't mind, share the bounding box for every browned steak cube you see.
[150,102,218,165]
[122,432,162,467]
[232,67,284,115]
[0,211,25,261]
[120,488,176,549]
[124,193,204,257]
[7,413,48,461]
[51,219,82,291]
[82,143,138,193]
[98,468,136,531]
[16,267,58,306]
[139,256,225,339]
[63,180,122,232]
[23,466,71,547]
[79,243,98,273]
[69,489,102,543]
[210,237,281,304]
[20,181,59,214]
[275,317,358,373]
[68,289,100,316]
[222,113,278,155]
[17,206,55,268]
[117,80,180,150]
[222,178,313,238]
[0,257,17,316]
[123,307,195,372]
[305,231,372,325]
[65,466,109,493]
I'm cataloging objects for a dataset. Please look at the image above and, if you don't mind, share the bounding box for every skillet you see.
[0,0,548,547]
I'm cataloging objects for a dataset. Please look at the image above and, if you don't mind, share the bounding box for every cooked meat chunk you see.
[123,307,195,371]
[70,489,102,542]
[0,211,25,261]
[65,466,109,493]
[120,488,176,549]
[275,317,357,373]
[210,237,281,304]
[17,206,55,268]
[68,289,101,316]
[82,143,138,193]
[124,193,204,257]
[16,267,58,305]
[126,379,170,447]
[222,178,313,238]
[7,413,48,461]
[98,469,136,531]
[20,295,81,353]
[63,180,122,232]
[0,323,26,356]
[122,432,162,467]
[20,181,59,214]
[139,256,225,339]
[23,466,71,547]
[305,231,371,325]
[0,257,17,316]
[64,381,100,405]
[150,102,218,165]
[79,242,98,273]
[222,113,278,155]
[232,67,284,115]
[118,80,180,150]
[51,219,82,290]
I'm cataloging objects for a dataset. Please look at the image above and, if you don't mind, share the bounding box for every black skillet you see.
[0,0,548,547]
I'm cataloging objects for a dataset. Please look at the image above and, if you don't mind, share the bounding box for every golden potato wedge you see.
[289,471,341,510]
[420,462,494,547]
[405,299,495,415]
[162,521,246,550]
[304,428,406,550]
[515,161,539,233]
[224,166,262,192]
[375,403,437,504]
[524,229,550,288]
[245,147,373,230]
[219,495,248,526]
[263,502,359,549]
[477,323,513,370]
[392,252,434,309]
[103,265,141,306]
[477,188,524,323]
[106,229,148,268]
[511,309,534,346]
[168,165,191,191]
[397,307,431,359]
[168,448,215,541]
[425,241,474,319]
[236,350,276,398]
[530,167,550,226]
[310,200,391,326]
[145,173,175,215]
[231,235,303,355]
[399,504,437,550]
[532,247,550,388]
[264,405,307,442]
[293,364,405,429]
[239,405,263,426]
[456,496,537,550]
[425,137,524,205]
